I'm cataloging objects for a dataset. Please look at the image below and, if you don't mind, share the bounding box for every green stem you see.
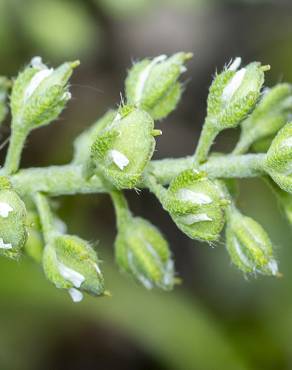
[4,128,28,175]
[34,192,57,243]
[144,174,168,205]
[193,118,219,164]
[110,190,131,229]
[9,154,266,197]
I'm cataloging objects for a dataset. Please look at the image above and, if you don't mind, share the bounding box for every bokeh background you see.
[0,0,292,369]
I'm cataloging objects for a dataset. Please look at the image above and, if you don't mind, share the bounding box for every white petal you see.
[281,137,292,149]
[179,213,212,225]
[233,236,254,269]
[68,288,83,303]
[176,188,212,205]
[24,68,54,101]
[58,262,85,288]
[134,54,167,104]
[0,238,12,249]
[109,149,129,170]
[266,259,278,276]
[222,68,246,102]
[0,202,13,218]
[228,57,242,71]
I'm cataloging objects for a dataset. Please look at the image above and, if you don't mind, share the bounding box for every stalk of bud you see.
[125,52,192,120]
[0,76,10,125]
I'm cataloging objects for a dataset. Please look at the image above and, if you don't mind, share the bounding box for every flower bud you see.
[207,58,268,130]
[235,84,292,153]
[43,234,105,302]
[91,106,157,189]
[125,52,192,120]
[265,122,292,193]
[226,208,278,276]
[73,110,116,165]
[10,56,79,132]
[0,183,27,259]
[164,170,228,242]
[115,217,175,290]
[0,76,10,125]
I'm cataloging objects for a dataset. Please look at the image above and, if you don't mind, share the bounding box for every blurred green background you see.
[0,0,292,369]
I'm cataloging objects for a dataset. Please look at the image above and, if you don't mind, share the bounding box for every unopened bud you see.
[43,234,105,302]
[164,170,228,242]
[265,122,292,193]
[207,58,268,130]
[0,182,27,259]
[125,52,192,120]
[91,106,156,189]
[235,83,292,153]
[115,217,175,290]
[226,208,278,276]
[10,56,79,132]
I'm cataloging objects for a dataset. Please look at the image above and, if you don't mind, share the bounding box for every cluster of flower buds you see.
[162,170,228,242]
[125,52,192,120]
[10,56,79,133]
[0,177,27,259]
[91,105,159,189]
[234,83,292,154]
[226,207,278,276]
[206,58,268,131]
[265,122,292,193]
[115,215,175,290]
[43,234,105,302]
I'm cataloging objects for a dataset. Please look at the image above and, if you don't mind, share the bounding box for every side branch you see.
[9,154,266,197]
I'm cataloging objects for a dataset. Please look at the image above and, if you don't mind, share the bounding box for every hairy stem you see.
[34,192,57,243]
[193,118,219,164]
[4,128,28,175]
[9,154,266,197]
[110,190,131,229]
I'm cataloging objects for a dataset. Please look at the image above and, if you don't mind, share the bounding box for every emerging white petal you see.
[266,259,278,276]
[0,202,13,218]
[233,236,254,270]
[58,262,85,288]
[281,136,292,149]
[228,57,242,71]
[180,213,212,225]
[109,149,129,170]
[24,68,54,101]
[30,56,47,70]
[176,188,212,205]
[134,54,167,104]
[68,288,83,303]
[0,238,12,249]
[222,68,246,102]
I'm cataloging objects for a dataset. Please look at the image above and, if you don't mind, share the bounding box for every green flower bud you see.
[235,84,292,153]
[207,58,268,130]
[43,234,105,302]
[125,52,192,120]
[10,56,79,132]
[115,217,175,290]
[91,106,157,189]
[0,181,27,259]
[164,170,228,242]
[73,110,116,165]
[226,208,278,276]
[0,76,10,125]
[265,122,292,193]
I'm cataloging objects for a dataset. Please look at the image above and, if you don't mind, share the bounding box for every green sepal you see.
[91,106,156,189]
[125,52,192,120]
[226,208,278,276]
[265,122,292,193]
[164,169,228,242]
[115,216,175,290]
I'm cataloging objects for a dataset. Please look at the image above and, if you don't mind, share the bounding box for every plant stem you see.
[9,154,266,197]
[4,128,28,175]
[34,192,57,243]
[193,118,219,164]
[110,190,131,229]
